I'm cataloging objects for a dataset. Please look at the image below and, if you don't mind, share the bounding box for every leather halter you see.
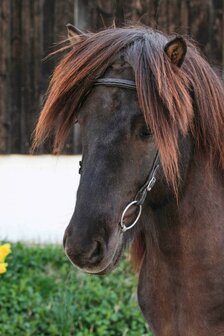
[91,78,160,232]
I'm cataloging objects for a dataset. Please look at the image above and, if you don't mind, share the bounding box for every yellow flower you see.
[0,244,11,262]
[0,262,8,274]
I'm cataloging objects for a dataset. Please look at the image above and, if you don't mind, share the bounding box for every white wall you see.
[0,155,81,243]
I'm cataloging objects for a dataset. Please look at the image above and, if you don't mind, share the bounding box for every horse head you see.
[62,26,192,274]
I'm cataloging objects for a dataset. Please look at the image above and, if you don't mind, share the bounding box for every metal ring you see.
[120,200,142,233]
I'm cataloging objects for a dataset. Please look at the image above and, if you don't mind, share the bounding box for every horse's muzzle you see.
[63,230,106,269]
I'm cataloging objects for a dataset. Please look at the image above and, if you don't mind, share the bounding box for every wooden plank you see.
[55,0,74,154]
[0,0,10,153]
[20,0,32,153]
[41,0,55,153]
[179,0,189,35]
[0,0,223,154]
[188,0,211,58]
[32,0,43,151]
[209,0,223,71]
[10,0,22,153]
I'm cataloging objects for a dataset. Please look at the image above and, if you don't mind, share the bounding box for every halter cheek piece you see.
[120,152,159,232]
[87,78,160,232]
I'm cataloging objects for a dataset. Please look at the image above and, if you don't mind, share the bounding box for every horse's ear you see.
[66,23,85,44]
[164,36,187,67]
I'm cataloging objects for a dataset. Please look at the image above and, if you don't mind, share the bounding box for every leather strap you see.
[135,151,160,205]
[94,78,136,90]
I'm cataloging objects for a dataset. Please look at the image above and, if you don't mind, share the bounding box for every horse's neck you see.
[138,157,224,336]
[156,156,224,253]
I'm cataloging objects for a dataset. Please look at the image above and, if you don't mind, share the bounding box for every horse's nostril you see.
[64,234,105,268]
[88,240,104,264]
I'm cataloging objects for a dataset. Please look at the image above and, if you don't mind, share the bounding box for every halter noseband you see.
[94,78,160,232]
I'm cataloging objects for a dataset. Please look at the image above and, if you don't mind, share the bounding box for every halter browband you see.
[94,78,136,90]
[93,77,160,232]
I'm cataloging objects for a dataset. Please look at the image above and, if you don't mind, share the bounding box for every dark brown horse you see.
[33,26,224,335]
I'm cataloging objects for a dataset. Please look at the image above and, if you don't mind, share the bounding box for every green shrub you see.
[0,242,152,336]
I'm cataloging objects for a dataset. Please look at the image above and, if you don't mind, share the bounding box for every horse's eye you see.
[139,126,152,139]
[78,161,83,174]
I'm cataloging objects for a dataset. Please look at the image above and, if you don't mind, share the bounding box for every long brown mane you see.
[33,27,224,268]
[33,27,224,187]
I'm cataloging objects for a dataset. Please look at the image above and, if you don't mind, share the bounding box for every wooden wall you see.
[0,0,223,154]
[0,0,74,154]
[84,0,223,70]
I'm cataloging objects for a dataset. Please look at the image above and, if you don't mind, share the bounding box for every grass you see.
[0,242,152,336]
